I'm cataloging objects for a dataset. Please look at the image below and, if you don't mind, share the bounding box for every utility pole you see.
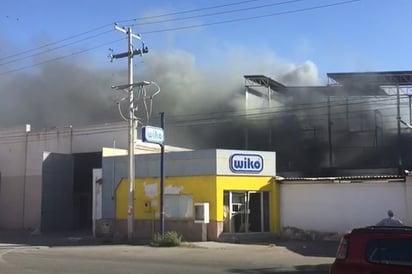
[397,84,402,174]
[111,24,148,242]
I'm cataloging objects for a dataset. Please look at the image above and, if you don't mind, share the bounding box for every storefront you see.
[101,149,278,241]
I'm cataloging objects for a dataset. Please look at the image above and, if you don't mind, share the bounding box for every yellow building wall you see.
[115,175,280,234]
[271,178,280,234]
[115,175,217,220]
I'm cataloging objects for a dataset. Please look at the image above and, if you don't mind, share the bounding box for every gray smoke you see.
[1,42,407,174]
[0,60,119,128]
[0,47,319,129]
[0,43,331,170]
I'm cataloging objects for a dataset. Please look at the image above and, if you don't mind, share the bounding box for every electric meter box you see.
[194,202,210,223]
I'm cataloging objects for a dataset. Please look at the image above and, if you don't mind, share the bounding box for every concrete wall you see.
[280,180,410,235]
[0,122,187,230]
[0,126,43,229]
[0,124,124,229]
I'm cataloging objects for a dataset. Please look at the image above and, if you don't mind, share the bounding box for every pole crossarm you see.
[109,24,148,62]
[111,81,152,91]
[115,24,141,40]
[111,47,149,60]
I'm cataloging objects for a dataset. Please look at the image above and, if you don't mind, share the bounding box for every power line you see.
[128,0,306,27]
[1,0,263,62]
[140,0,361,34]
[0,0,361,75]
[0,38,125,76]
[164,96,412,127]
[0,98,409,140]
[0,29,114,67]
[0,24,113,62]
[165,95,404,122]
[117,0,266,23]
[0,0,267,66]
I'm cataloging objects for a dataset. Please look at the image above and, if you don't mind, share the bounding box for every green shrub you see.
[151,231,182,247]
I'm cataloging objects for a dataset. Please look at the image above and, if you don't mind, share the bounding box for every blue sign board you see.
[229,153,264,173]
[142,126,164,145]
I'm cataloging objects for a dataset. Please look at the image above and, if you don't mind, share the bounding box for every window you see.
[164,194,193,219]
[366,239,412,266]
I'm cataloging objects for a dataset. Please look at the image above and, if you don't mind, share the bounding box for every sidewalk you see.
[0,229,339,257]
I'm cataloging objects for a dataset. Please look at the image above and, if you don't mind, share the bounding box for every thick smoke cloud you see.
[0,59,119,128]
[3,44,359,173]
[125,49,321,148]
[1,43,407,175]
[0,46,319,130]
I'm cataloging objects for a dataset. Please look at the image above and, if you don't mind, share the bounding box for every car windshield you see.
[366,239,412,266]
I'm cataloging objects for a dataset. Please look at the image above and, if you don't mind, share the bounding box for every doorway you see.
[223,191,270,233]
[41,152,101,232]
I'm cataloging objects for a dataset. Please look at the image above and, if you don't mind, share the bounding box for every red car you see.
[330,226,412,274]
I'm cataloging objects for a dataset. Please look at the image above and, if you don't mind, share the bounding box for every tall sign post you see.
[160,112,165,236]
[141,114,165,236]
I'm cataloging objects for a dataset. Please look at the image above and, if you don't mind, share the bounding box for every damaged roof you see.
[327,71,412,86]
[245,71,412,97]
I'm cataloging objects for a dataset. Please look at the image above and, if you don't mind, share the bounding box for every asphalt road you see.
[0,242,334,274]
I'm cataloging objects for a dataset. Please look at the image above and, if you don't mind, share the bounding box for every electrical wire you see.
[128,0,306,27]
[0,37,125,76]
[0,24,113,62]
[0,29,115,67]
[115,81,160,125]
[165,95,406,122]
[140,0,361,35]
[0,99,410,142]
[0,0,362,76]
[0,0,264,64]
[165,98,410,126]
[118,0,266,23]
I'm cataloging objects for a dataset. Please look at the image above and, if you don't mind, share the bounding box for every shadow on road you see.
[228,263,331,274]
[0,229,101,247]
[222,238,339,257]
[270,239,338,257]
[218,233,339,258]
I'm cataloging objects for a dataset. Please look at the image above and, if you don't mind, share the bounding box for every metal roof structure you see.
[244,71,412,96]
[244,74,391,97]
[244,75,287,93]
[327,71,412,86]
[277,174,404,182]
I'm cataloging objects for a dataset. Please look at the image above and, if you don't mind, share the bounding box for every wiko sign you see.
[229,154,264,173]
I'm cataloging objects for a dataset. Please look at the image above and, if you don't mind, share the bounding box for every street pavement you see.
[0,230,338,274]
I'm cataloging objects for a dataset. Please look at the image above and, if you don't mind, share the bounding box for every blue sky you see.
[1,0,412,83]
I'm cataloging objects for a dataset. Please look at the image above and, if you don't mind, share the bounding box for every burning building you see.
[164,71,412,177]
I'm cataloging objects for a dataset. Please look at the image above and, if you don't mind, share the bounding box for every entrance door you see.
[223,191,270,233]
[249,192,261,232]
[231,192,248,232]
